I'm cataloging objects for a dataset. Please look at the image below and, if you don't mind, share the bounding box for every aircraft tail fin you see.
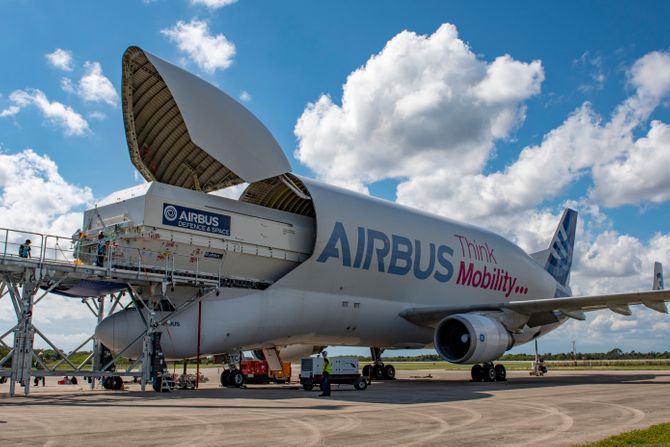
[653,262,664,290]
[542,208,578,287]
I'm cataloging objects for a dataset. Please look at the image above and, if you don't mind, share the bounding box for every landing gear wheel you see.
[494,364,507,381]
[302,382,314,391]
[383,364,396,380]
[483,364,496,382]
[372,364,384,380]
[354,378,368,390]
[470,364,483,382]
[229,369,245,387]
[111,376,122,390]
[362,364,372,378]
[102,376,123,390]
[220,370,230,387]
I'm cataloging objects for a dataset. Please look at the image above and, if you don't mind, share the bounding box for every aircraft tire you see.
[494,364,507,381]
[483,364,496,382]
[111,376,123,390]
[362,364,372,378]
[229,369,245,387]
[372,364,384,380]
[383,364,396,379]
[470,364,483,382]
[220,370,230,387]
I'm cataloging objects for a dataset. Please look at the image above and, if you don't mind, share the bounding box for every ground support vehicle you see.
[299,356,367,391]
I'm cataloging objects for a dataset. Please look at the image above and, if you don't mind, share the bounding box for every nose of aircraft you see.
[95,310,145,358]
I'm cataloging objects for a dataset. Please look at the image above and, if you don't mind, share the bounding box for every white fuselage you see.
[95,177,563,360]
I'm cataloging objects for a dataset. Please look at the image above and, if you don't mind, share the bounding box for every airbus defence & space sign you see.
[162,203,231,236]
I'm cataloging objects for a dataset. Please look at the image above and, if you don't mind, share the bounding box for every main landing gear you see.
[470,363,506,382]
[219,352,245,388]
[362,347,396,381]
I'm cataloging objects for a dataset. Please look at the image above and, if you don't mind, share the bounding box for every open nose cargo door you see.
[122,46,291,192]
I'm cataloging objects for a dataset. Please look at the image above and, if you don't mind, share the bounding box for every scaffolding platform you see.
[0,227,225,396]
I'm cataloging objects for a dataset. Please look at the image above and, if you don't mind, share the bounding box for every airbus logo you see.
[163,205,178,221]
[316,222,455,283]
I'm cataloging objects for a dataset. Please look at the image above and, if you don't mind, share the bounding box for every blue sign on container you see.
[162,203,231,236]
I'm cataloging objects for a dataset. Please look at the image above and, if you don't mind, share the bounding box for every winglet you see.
[653,262,664,290]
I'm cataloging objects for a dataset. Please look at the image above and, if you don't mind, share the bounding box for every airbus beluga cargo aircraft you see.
[80,47,669,385]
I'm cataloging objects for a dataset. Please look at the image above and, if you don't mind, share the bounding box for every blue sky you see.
[1,0,670,356]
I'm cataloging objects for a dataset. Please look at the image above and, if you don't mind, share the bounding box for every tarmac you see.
[1,368,669,446]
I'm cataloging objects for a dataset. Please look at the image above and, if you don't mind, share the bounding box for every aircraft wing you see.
[400,289,670,327]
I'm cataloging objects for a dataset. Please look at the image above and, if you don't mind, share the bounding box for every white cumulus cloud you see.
[60,62,118,107]
[76,62,118,106]
[161,19,236,74]
[0,89,89,136]
[45,48,74,71]
[0,149,93,234]
[191,0,237,8]
[395,50,670,222]
[295,24,544,194]
[590,120,670,206]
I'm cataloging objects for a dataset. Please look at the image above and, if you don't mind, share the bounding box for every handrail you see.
[0,227,227,285]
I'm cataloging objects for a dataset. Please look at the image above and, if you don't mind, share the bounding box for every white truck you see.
[299,356,367,391]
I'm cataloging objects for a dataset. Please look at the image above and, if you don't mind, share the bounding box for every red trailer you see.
[240,359,269,384]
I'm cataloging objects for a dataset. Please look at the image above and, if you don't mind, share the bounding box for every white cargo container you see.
[80,181,315,286]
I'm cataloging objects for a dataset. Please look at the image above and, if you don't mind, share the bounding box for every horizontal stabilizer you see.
[529,248,550,266]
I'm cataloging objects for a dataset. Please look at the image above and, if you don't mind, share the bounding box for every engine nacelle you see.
[434,313,512,364]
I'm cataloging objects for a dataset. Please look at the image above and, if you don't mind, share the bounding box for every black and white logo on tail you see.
[162,203,231,236]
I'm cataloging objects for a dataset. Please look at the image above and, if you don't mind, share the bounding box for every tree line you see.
[2,347,670,363]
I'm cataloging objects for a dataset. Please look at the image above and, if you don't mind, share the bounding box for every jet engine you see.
[434,314,512,364]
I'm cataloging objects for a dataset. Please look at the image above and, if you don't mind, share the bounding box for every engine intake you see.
[434,313,512,364]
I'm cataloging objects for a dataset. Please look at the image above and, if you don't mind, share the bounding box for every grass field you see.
[581,422,670,446]
[389,361,670,371]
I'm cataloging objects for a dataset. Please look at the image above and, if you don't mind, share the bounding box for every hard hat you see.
[322,350,328,357]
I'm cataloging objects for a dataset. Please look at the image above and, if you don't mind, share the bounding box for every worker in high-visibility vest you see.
[319,351,332,397]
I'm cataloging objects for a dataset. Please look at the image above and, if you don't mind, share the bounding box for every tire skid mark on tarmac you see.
[284,418,324,446]
[514,404,574,446]
[449,400,573,445]
[400,411,452,446]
